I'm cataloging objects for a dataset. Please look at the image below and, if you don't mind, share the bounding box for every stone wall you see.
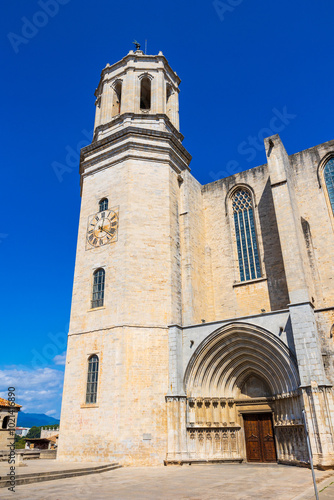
[59,326,168,464]
[201,165,289,322]
[58,69,191,463]
[59,50,334,467]
[58,156,179,464]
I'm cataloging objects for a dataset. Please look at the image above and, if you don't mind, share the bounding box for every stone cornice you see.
[95,51,181,96]
[314,306,334,313]
[288,301,315,309]
[165,395,187,402]
[96,66,181,98]
[271,179,288,188]
[80,123,192,180]
[68,324,168,337]
[92,113,184,142]
[186,425,241,430]
[168,308,290,330]
[81,145,189,179]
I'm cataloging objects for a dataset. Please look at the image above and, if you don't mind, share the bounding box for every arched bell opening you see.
[112,80,122,117]
[140,77,151,110]
[166,83,174,121]
[2,416,10,429]
[178,323,307,465]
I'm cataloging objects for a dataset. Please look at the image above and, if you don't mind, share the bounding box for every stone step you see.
[1,462,117,479]
[0,463,121,488]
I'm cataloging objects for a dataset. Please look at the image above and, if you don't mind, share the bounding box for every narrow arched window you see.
[166,84,173,117]
[99,198,108,212]
[112,81,122,116]
[86,355,99,404]
[91,268,105,308]
[166,84,173,105]
[232,189,261,282]
[324,158,334,214]
[140,77,151,110]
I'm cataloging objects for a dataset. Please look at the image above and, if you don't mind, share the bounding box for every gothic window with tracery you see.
[324,158,334,214]
[86,355,99,404]
[232,189,261,281]
[91,268,105,308]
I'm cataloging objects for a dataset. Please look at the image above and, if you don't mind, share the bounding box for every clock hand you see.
[102,228,115,237]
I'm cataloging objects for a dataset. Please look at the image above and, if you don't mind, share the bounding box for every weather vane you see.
[133,40,141,51]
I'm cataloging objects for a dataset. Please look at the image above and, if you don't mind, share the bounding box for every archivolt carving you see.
[184,322,300,398]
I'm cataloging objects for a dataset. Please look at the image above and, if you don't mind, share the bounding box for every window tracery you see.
[232,189,261,281]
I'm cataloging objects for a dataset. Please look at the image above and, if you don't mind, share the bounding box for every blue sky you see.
[1,0,333,418]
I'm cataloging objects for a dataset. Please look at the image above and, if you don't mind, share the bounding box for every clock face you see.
[86,209,118,248]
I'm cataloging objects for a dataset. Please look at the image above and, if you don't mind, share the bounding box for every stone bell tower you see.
[57,49,191,465]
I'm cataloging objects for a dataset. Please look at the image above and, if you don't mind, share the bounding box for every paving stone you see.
[6,463,334,500]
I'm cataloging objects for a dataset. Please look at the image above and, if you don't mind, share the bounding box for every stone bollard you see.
[16,452,27,467]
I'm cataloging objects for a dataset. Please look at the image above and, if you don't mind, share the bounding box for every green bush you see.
[15,437,26,449]
[25,426,41,438]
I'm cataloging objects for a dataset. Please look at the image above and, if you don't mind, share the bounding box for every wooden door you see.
[259,414,277,462]
[244,413,276,463]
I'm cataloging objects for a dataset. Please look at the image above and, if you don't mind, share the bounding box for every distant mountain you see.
[17,412,60,428]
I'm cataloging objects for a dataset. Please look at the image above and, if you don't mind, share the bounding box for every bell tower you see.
[93,48,180,133]
[57,49,191,465]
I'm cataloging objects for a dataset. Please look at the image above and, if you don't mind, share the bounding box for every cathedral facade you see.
[58,50,334,468]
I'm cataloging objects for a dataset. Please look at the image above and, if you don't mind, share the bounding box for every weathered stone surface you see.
[10,462,334,500]
[58,50,334,468]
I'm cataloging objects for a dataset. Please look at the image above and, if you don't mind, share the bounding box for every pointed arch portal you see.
[166,323,307,465]
[184,322,300,398]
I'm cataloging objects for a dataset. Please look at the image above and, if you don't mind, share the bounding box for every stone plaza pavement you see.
[5,462,334,500]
